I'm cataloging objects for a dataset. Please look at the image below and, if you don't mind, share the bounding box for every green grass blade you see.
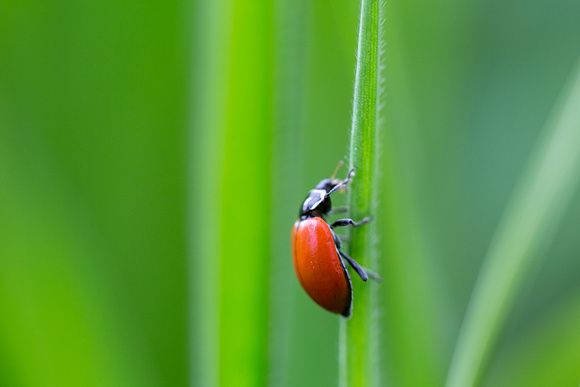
[446,59,580,387]
[268,0,306,385]
[485,289,580,386]
[218,2,273,387]
[190,1,273,386]
[340,0,385,386]
[189,0,228,385]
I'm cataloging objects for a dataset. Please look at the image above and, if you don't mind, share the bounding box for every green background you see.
[1,0,580,386]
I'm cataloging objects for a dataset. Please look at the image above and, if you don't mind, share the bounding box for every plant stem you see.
[339,0,385,386]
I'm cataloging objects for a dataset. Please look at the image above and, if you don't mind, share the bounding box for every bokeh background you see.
[1,0,580,386]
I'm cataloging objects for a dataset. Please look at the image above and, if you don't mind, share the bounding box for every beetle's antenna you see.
[326,167,356,197]
[331,161,344,180]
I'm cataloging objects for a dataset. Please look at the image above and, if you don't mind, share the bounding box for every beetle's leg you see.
[327,206,348,216]
[338,250,367,281]
[339,250,383,283]
[344,167,355,184]
[331,216,373,229]
[325,168,356,197]
[362,267,382,282]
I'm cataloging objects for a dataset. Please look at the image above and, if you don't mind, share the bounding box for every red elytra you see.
[291,217,352,317]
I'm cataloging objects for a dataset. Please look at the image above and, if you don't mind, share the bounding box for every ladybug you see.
[291,162,380,318]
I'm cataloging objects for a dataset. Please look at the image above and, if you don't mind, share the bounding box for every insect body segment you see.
[292,218,352,316]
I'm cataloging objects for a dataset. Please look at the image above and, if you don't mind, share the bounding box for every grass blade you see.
[485,289,580,386]
[340,0,385,386]
[217,2,273,386]
[446,59,580,387]
[190,1,273,386]
[189,0,228,385]
[267,0,307,385]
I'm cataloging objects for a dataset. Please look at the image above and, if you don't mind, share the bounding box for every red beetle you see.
[291,163,379,317]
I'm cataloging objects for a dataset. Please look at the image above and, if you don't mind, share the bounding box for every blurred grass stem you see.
[446,60,580,387]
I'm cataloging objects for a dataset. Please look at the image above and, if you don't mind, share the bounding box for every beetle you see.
[291,162,380,318]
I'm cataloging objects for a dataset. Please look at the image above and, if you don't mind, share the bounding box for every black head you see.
[299,165,355,218]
